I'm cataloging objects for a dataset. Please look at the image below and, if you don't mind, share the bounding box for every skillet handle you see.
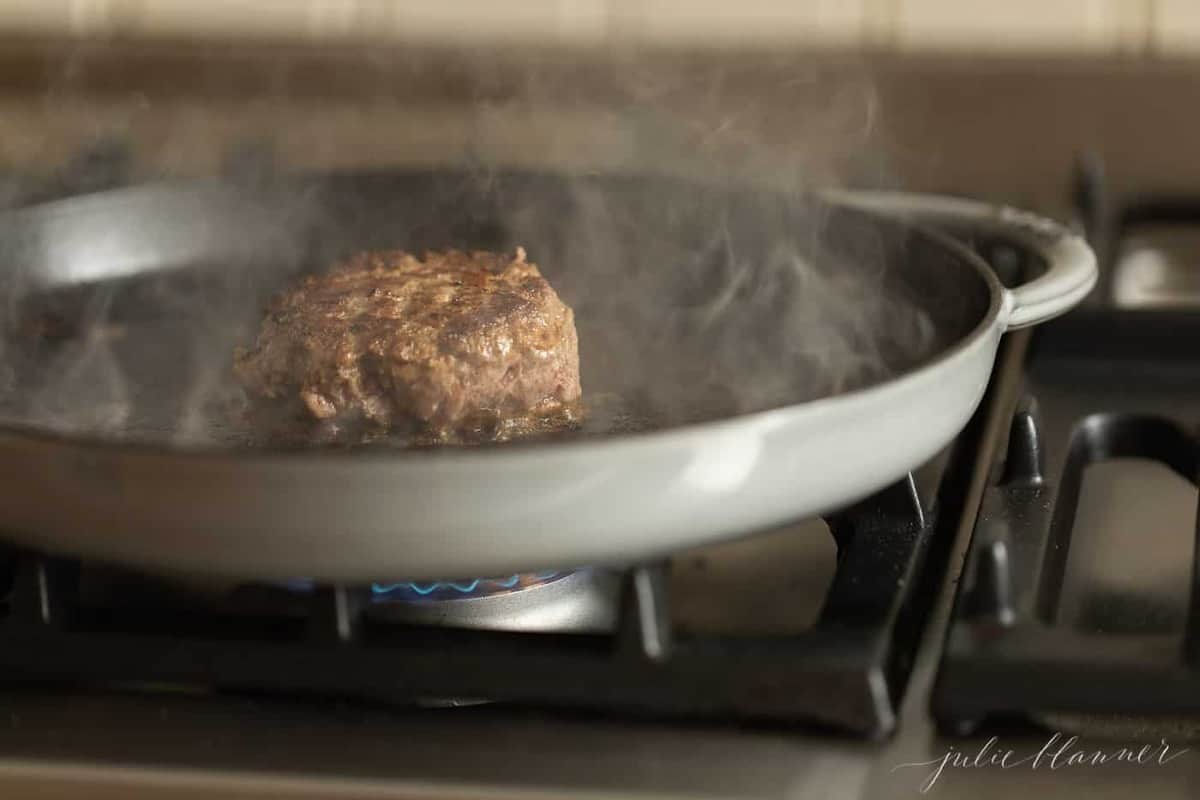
[824,191,1097,331]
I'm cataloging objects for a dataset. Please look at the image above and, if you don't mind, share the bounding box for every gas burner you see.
[365,568,622,633]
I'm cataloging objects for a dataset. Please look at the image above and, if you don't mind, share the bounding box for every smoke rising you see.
[0,48,942,447]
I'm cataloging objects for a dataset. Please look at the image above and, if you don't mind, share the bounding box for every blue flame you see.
[370,571,561,599]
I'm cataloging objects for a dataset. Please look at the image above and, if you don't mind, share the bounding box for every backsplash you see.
[0,0,1197,56]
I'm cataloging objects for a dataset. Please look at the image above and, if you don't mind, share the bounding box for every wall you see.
[0,0,1197,57]
[1,4,1199,218]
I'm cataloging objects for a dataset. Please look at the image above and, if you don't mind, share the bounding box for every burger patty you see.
[233,247,582,433]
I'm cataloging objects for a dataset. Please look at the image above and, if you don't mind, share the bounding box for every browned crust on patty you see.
[233,247,581,433]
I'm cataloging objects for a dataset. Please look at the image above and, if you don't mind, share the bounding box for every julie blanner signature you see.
[892,733,1189,793]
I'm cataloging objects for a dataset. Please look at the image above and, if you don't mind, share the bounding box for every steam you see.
[28,328,131,434]
[0,48,940,446]
[23,287,131,435]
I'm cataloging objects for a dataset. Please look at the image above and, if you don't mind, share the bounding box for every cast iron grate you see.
[935,165,1200,734]
[933,310,1200,733]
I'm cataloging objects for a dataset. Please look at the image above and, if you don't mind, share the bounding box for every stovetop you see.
[3,159,1200,798]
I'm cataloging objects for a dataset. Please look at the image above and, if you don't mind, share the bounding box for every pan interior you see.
[0,170,991,451]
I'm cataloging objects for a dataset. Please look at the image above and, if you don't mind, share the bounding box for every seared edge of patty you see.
[234,247,581,431]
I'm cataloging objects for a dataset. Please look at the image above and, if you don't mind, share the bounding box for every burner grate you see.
[933,308,1200,734]
[935,168,1200,734]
